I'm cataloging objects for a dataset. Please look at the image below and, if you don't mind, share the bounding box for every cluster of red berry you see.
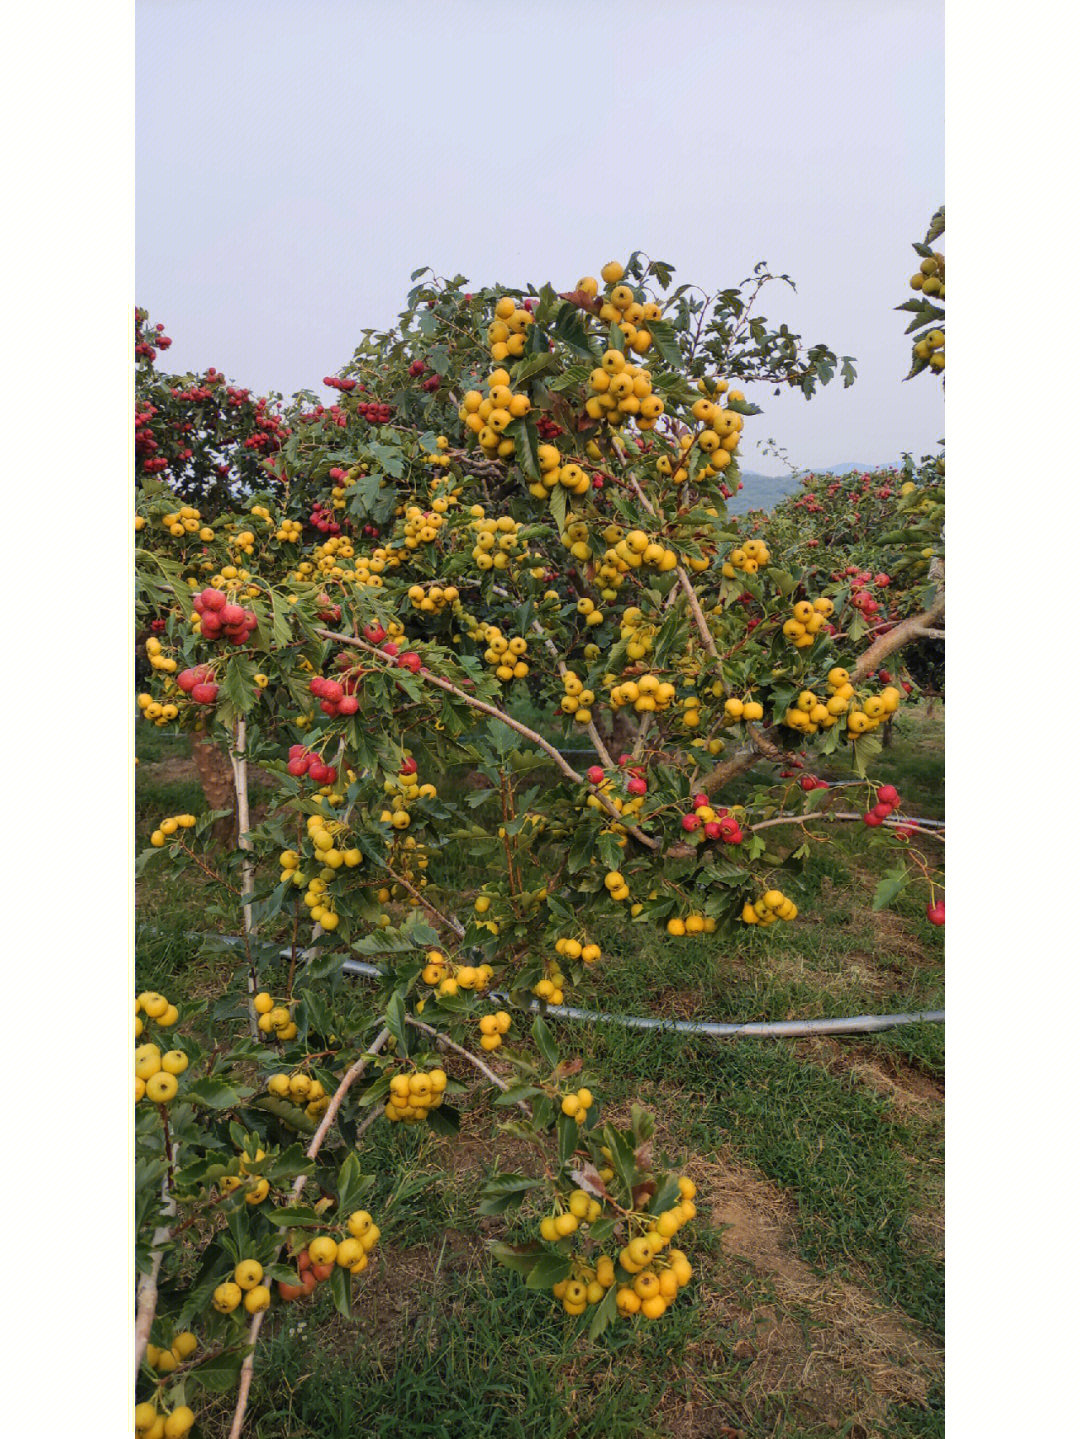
[323,375,358,392]
[286,745,339,783]
[193,588,258,643]
[862,784,901,827]
[177,665,218,705]
[309,675,360,717]
[357,400,394,423]
[309,501,341,535]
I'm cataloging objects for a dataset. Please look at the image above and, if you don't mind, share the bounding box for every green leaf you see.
[477,1173,539,1216]
[532,1015,560,1071]
[548,483,567,532]
[330,1263,352,1317]
[384,991,409,1056]
[190,1347,247,1394]
[487,1240,544,1275]
[263,1205,325,1229]
[645,317,682,369]
[588,1282,618,1339]
[525,1253,572,1290]
[509,416,541,480]
[185,1078,254,1110]
[553,303,595,358]
[872,866,909,912]
[336,1152,375,1215]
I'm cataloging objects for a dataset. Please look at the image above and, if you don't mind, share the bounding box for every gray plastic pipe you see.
[138,928,943,1038]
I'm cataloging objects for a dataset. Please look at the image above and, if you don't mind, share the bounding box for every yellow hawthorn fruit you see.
[161,1050,188,1075]
[135,1402,159,1433]
[627,1236,654,1268]
[253,992,274,1014]
[234,1259,264,1290]
[243,1284,271,1314]
[141,992,168,1018]
[212,1282,242,1313]
[601,260,625,283]
[170,1332,198,1361]
[135,1044,162,1080]
[163,1409,196,1438]
[159,1005,179,1027]
[666,917,686,936]
[616,1286,642,1314]
[308,1236,338,1266]
[146,1072,178,1104]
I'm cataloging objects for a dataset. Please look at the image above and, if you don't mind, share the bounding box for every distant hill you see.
[727,463,883,516]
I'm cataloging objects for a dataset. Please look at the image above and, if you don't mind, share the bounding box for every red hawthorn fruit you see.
[397,652,422,673]
[877,785,900,807]
[287,756,311,776]
[308,762,330,783]
[400,757,418,776]
[862,811,883,827]
[322,680,344,704]
[692,793,709,809]
[190,682,218,705]
[799,776,818,792]
[586,765,605,785]
[703,821,721,840]
[200,587,227,611]
[681,814,700,832]
[380,642,399,658]
[627,776,647,796]
[878,669,892,684]
[364,623,386,644]
[816,779,830,790]
[927,900,945,926]
[177,666,209,693]
[338,695,360,715]
[320,700,339,716]
[871,802,893,821]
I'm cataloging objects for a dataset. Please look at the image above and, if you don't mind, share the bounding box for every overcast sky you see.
[136,0,943,476]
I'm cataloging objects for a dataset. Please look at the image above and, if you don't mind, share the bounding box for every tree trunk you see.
[190,732,237,847]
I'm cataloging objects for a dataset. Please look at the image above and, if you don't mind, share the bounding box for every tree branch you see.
[850,590,945,682]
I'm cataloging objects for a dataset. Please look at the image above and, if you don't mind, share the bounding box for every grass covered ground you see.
[136,710,944,1439]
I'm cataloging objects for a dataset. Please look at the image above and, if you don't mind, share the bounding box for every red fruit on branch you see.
[691,793,709,809]
[799,776,818,792]
[586,765,605,785]
[190,682,218,705]
[363,622,387,644]
[703,821,721,840]
[627,776,647,796]
[400,757,418,776]
[397,652,422,673]
[927,899,945,926]
[877,785,900,807]
[200,587,227,612]
[681,814,700,832]
[338,695,360,715]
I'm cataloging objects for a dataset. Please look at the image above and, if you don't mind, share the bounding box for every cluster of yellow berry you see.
[135,990,180,1038]
[141,1330,197,1379]
[218,1143,275,1204]
[913,328,945,370]
[135,1392,197,1437]
[265,1070,330,1122]
[134,1030,187,1107]
[782,597,834,649]
[618,529,681,573]
[665,912,718,937]
[722,695,766,723]
[582,260,659,356]
[402,503,446,550]
[160,504,214,541]
[486,295,535,361]
[197,562,260,598]
[559,670,595,725]
[475,622,529,682]
[212,1259,272,1316]
[539,1187,605,1244]
[293,822,362,930]
[741,889,799,925]
[603,869,632,903]
[407,581,460,614]
[608,672,676,714]
[384,1067,448,1122]
[584,351,664,429]
[722,537,771,577]
[254,992,299,1041]
[613,1250,694,1318]
[138,693,180,724]
[478,1009,512,1051]
[276,517,303,543]
[533,959,567,1006]
[783,668,902,737]
[554,936,602,965]
[909,252,945,298]
[421,948,495,996]
[460,362,531,459]
[555,513,595,566]
[375,833,432,911]
[617,604,657,657]
[308,1217,382,1274]
[559,1087,595,1121]
[143,635,178,674]
[468,508,526,571]
[228,526,257,556]
[149,812,197,845]
[583,780,644,827]
[378,759,437,832]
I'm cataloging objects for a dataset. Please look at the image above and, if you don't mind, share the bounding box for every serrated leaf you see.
[525,1253,572,1290]
[488,1240,544,1275]
[186,1078,254,1110]
[646,317,683,369]
[588,1282,618,1339]
[532,1015,560,1071]
[329,1263,352,1317]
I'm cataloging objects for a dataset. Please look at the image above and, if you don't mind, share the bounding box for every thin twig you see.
[404,1015,530,1114]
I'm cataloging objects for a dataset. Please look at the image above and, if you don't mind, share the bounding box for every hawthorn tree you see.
[133,248,945,1437]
